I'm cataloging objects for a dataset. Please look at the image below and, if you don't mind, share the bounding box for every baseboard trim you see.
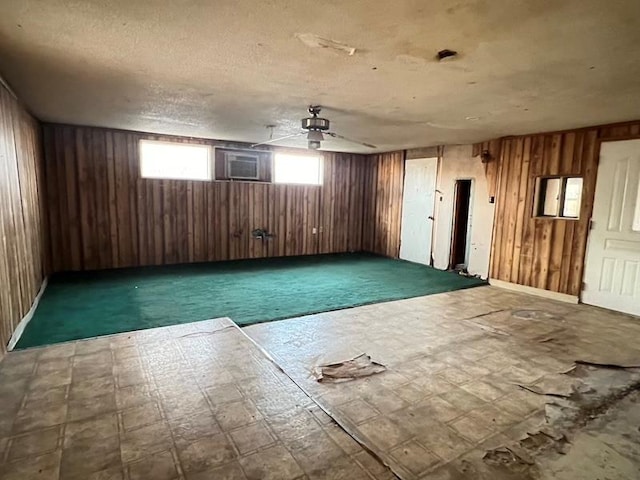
[7,277,48,351]
[489,278,579,304]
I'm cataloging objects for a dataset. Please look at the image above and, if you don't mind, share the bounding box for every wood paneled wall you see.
[487,121,640,296]
[0,84,46,356]
[41,124,368,272]
[362,151,405,258]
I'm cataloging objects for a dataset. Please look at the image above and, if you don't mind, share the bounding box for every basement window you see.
[139,140,211,181]
[274,153,323,185]
[535,176,583,219]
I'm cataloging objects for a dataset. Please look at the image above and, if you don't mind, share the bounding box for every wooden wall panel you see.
[488,120,640,296]
[362,151,405,258]
[0,84,46,356]
[42,124,368,272]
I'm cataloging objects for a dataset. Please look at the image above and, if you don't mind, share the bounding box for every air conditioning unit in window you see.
[225,151,260,180]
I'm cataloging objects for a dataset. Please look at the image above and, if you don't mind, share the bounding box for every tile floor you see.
[2,285,640,480]
[0,318,393,480]
[246,285,640,479]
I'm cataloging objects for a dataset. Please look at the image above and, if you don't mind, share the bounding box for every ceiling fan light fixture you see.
[308,140,321,150]
[307,130,324,142]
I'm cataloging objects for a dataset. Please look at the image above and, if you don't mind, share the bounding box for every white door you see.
[400,157,438,265]
[583,139,640,316]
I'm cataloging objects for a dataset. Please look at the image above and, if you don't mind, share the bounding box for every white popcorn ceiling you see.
[1,0,640,153]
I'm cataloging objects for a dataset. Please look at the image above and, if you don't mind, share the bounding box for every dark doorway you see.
[449,179,472,270]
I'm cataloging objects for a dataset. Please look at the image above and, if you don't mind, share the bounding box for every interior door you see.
[583,139,640,316]
[400,157,437,265]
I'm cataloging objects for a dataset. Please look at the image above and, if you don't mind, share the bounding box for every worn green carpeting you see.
[16,253,486,349]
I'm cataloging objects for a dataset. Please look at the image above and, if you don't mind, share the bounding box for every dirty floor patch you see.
[246,286,640,479]
[0,318,394,479]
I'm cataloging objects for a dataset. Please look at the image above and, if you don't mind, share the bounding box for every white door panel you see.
[400,158,437,265]
[583,139,640,316]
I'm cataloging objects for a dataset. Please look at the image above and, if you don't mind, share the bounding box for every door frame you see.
[448,177,475,270]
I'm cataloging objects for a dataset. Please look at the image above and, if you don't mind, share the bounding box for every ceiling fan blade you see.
[326,132,377,149]
[251,132,306,148]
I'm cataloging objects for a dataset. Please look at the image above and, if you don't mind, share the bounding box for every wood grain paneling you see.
[42,124,368,272]
[0,84,46,356]
[487,120,640,296]
[362,151,405,258]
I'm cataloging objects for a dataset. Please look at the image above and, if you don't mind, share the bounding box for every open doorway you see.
[449,179,472,270]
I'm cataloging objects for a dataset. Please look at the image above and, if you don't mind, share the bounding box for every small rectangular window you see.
[274,154,322,185]
[535,176,583,219]
[140,140,211,181]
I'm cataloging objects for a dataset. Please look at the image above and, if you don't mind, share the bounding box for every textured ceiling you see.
[1,0,640,153]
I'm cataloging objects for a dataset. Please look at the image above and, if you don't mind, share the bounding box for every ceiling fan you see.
[251,106,377,150]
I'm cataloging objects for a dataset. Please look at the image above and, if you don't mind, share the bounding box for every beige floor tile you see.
[185,460,247,480]
[353,450,397,480]
[64,413,119,448]
[69,375,115,401]
[121,400,163,432]
[266,408,322,443]
[390,440,441,476]
[61,433,121,479]
[448,412,497,444]
[439,387,486,413]
[67,392,117,422]
[128,449,180,480]
[168,411,222,445]
[205,383,244,405]
[212,399,264,431]
[177,433,236,474]
[239,444,304,480]
[1,319,387,480]
[13,398,67,433]
[358,416,412,451]
[160,390,211,420]
[0,450,61,480]
[6,425,61,461]
[229,421,275,455]
[120,421,173,463]
[28,368,72,391]
[415,420,472,462]
[286,429,346,475]
[361,388,410,414]
[337,399,380,424]
[116,384,157,410]
[459,379,507,402]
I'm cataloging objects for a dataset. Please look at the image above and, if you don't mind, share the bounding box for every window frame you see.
[273,153,323,186]
[533,175,583,220]
[139,139,213,182]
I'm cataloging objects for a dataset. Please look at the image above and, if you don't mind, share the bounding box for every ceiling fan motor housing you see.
[302,116,330,131]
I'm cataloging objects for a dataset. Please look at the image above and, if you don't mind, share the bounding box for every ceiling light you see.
[307,130,324,142]
[308,140,321,150]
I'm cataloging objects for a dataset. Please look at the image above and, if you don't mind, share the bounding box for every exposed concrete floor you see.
[246,286,640,479]
[0,318,393,480]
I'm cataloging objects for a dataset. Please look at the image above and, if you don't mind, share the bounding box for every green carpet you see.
[16,253,486,349]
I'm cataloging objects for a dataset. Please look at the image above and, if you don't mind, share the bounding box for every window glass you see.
[562,177,583,218]
[140,140,211,181]
[274,154,322,185]
[541,178,561,216]
[535,176,583,219]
